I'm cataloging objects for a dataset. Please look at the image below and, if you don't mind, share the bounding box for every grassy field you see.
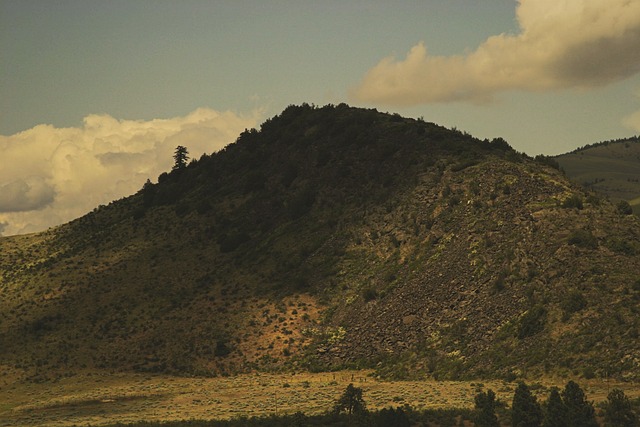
[1,369,638,427]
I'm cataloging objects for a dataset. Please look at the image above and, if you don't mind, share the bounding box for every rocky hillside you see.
[1,104,639,382]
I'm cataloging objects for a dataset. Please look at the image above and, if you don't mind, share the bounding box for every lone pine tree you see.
[173,145,189,170]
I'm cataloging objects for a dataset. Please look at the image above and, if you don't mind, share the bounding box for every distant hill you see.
[555,137,640,214]
[1,104,639,383]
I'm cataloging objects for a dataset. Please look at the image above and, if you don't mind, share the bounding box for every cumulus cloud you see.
[0,108,261,236]
[0,177,55,212]
[351,0,640,105]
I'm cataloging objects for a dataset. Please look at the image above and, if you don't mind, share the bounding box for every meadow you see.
[1,369,638,426]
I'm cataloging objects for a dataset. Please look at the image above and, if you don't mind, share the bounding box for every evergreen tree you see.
[141,179,156,207]
[542,387,568,427]
[474,389,500,427]
[375,407,410,427]
[173,145,189,170]
[512,382,542,427]
[604,388,638,427]
[333,383,367,416]
[562,381,598,427]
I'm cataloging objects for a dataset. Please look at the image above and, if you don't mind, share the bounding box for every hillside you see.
[1,104,639,383]
[555,137,640,213]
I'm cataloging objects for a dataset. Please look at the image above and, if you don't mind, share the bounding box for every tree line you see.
[106,380,637,427]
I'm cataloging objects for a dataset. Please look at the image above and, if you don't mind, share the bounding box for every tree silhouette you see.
[562,381,598,427]
[474,389,500,427]
[333,383,367,416]
[512,382,542,427]
[542,387,568,427]
[173,145,189,170]
[603,389,638,427]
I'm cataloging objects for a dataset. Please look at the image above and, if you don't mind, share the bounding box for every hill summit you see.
[1,104,639,381]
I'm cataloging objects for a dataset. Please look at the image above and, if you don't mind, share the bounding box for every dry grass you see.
[1,369,638,427]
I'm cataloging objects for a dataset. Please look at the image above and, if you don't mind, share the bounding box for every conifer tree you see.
[173,145,189,170]
[542,387,568,427]
[474,389,500,427]
[512,382,542,427]
[561,381,598,427]
[604,388,638,427]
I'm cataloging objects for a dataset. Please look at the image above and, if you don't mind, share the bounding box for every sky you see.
[1,0,640,236]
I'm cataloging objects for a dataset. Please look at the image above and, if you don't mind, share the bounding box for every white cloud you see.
[0,177,55,212]
[0,108,261,236]
[351,0,640,105]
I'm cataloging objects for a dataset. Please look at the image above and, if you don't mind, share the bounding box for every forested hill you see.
[1,104,639,382]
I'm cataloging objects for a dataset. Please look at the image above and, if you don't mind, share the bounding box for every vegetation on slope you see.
[555,137,640,213]
[0,104,639,383]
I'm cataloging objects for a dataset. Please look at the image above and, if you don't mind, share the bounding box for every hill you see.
[1,104,639,383]
[555,137,640,214]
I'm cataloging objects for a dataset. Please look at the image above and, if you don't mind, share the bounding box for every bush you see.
[217,231,251,253]
[288,185,317,219]
[534,155,561,170]
[517,305,547,339]
[617,200,633,215]
[606,237,637,255]
[562,195,583,209]
[567,229,597,249]
[362,287,378,302]
[561,290,587,319]
[585,194,600,206]
[214,340,231,357]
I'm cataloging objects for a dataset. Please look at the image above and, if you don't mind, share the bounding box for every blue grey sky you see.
[1,0,640,235]
[2,1,514,131]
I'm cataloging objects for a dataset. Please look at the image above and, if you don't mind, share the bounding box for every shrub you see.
[517,305,547,339]
[214,340,231,357]
[567,229,597,249]
[217,231,251,253]
[534,155,561,170]
[562,195,583,210]
[617,200,633,215]
[288,185,316,219]
[561,290,587,319]
[606,237,637,255]
[585,194,600,206]
[362,287,378,302]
